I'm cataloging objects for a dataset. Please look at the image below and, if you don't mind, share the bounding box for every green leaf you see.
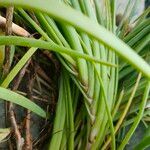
[0,36,116,67]
[134,136,150,150]
[0,128,10,142]
[134,126,150,150]
[0,0,149,78]
[1,47,37,88]
[118,80,150,150]
[0,29,5,77]
[49,71,66,150]
[0,87,46,118]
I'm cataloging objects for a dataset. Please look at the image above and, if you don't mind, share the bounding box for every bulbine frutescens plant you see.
[0,0,149,149]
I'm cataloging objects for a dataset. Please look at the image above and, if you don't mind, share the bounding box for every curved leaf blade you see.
[0,87,46,118]
[134,136,150,150]
[0,128,10,142]
[0,0,149,78]
[0,36,116,67]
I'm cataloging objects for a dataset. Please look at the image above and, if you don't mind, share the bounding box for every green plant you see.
[0,0,149,149]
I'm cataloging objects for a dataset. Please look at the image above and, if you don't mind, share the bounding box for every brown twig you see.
[42,51,60,73]
[2,6,32,150]
[9,59,31,150]
[3,6,14,77]
[3,6,15,150]
[23,64,35,150]
[24,109,32,150]
[33,123,52,148]
[13,59,31,89]
[34,62,53,85]
[8,106,23,150]
[7,59,30,150]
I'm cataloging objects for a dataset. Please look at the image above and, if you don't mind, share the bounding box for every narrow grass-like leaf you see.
[92,64,116,150]
[0,0,150,78]
[1,47,37,88]
[134,126,150,150]
[0,30,5,78]
[118,80,150,150]
[102,73,142,149]
[0,128,10,142]
[0,36,116,67]
[134,136,150,150]
[0,87,46,118]
[49,72,66,150]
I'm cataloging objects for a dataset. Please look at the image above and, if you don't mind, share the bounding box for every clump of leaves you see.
[0,0,149,150]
